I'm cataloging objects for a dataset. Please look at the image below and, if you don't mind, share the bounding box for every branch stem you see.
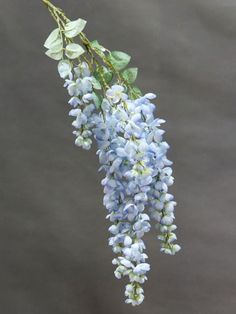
[42,0,139,96]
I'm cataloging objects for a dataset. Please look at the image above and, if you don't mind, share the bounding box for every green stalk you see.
[42,0,128,87]
[42,0,143,100]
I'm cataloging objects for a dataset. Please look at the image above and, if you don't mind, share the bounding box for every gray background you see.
[0,0,236,313]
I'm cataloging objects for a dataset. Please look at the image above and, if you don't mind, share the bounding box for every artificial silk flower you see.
[42,0,181,306]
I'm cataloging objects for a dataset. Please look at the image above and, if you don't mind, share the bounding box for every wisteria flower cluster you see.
[42,0,180,306]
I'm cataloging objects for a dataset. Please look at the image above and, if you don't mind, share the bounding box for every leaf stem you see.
[42,0,141,100]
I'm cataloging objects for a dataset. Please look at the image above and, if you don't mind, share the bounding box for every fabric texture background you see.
[0,0,236,313]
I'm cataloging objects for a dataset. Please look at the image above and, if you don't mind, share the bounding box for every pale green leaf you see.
[45,49,63,61]
[65,43,85,59]
[47,41,63,53]
[44,28,60,49]
[122,67,138,84]
[48,37,63,50]
[64,19,87,38]
[108,51,131,71]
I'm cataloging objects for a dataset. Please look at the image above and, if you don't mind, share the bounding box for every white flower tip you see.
[144,93,157,100]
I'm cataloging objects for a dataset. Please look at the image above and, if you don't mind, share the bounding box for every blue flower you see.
[57,69,180,305]
[106,85,128,103]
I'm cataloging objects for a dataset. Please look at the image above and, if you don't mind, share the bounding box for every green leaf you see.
[44,28,60,49]
[90,40,106,52]
[103,67,113,83]
[130,86,143,99]
[108,51,131,71]
[91,77,102,90]
[94,66,113,84]
[65,43,85,59]
[92,91,103,109]
[122,67,138,84]
[58,60,72,78]
[64,19,87,38]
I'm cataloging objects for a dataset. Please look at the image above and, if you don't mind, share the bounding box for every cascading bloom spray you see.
[42,0,181,306]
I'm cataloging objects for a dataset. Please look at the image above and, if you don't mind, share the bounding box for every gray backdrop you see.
[1,0,236,313]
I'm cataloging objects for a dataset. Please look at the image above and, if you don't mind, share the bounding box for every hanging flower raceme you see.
[42,0,181,306]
